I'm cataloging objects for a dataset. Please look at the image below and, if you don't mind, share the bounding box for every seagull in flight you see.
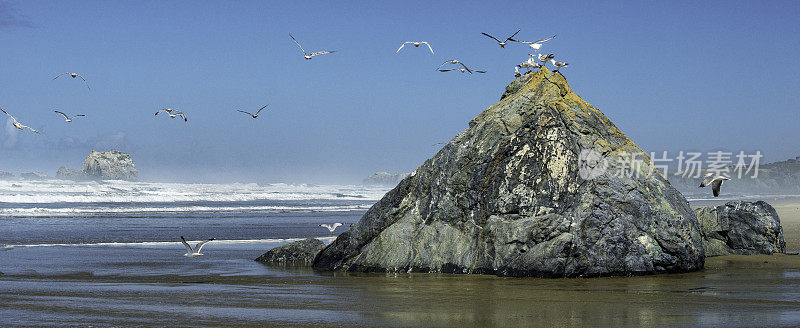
[481,29,521,48]
[1,107,40,134]
[396,41,434,54]
[290,33,336,60]
[54,110,85,122]
[699,173,730,197]
[439,68,486,74]
[237,104,269,118]
[319,223,343,232]
[181,236,215,257]
[155,108,187,122]
[550,59,568,72]
[53,72,90,90]
[509,35,556,51]
[436,59,473,73]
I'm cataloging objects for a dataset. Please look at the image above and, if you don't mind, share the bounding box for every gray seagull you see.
[53,72,90,90]
[396,41,434,54]
[54,110,85,122]
[181,236,215,257]
[509,35,556,51]
[290,33,336,60]
[481,29,521,48]
[699,173,730,197]
[1,107,40,134]
[237,104,269,118]
[436,59,473,73]
[155,108,187,122]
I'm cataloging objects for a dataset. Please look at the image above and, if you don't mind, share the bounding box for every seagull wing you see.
[534,35,557,44]
[504,29,521,42]
[289,33,306,55]
[421,41,434,54]
[54,111,69,119]
[180,236,193,253]
[396,42,407,53]
[474,70,487,73]
[711,179,724,197]
[438,69,455,72]
[332,223,342,230]
[254,104,269,115]
[194,239,215,253]
[76,74,90,90]
[457,62,473,73]
[155,109,165,116]
[52,72,70,80]
[237,110,254,116]
[21,124,41,134]
[0,108,19,124]
[309,50,336,57]
[74,115,86,118]
[699,175,714,187]
[436,60,453,70]
[481,32,502,43]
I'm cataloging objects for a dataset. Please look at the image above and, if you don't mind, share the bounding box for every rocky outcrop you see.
[0,171,13,180]
[255,238,325,264]
[81,150,138,181]
[313,69,705,278]
[695,201,786,256]
[362,172,410,187]
[56,167,85,180]
[19,172,47,180]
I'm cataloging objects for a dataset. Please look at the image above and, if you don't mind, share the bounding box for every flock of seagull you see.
[1,30,570,135]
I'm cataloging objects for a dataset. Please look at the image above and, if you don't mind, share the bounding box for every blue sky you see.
[0,0,798,183]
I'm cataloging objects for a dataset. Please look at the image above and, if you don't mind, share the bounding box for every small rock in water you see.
[255,238,325,264]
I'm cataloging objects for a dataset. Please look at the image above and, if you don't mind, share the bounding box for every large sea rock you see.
[313,69,705,277]
[695,201,786,256]
[256,238,326,264]
[81,150,138,181]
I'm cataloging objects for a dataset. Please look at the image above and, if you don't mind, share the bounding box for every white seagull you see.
[439,68,486,73]
[436,59,473,73]
[481,29,521,48]
[509,35,556,51]
[514,66,522,77]
[538,53,555,65]
[155,108,187,122]
[1,107,41,134]
[319,223,343,232]
[237,104,269,118]
[53,72,90,90]
[290,33,336,60]
[699,173,730,197]
[181,236,215,257]
[550,59,568,72]
[396,41,434,54]
[54,110,85,122]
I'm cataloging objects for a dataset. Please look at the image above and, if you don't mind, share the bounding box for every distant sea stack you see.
[313,69,705,277]
[362,172,410,187]
[81,150,138,181]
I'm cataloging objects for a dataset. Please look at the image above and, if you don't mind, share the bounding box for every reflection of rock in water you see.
[696,200,786,256]
[315,68,705,277]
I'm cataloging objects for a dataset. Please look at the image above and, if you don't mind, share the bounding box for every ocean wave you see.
[0,204,371,217]
[0,180,390,204]
[0,237,337,249]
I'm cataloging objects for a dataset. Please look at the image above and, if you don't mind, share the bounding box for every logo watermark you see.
[578,150,763,180]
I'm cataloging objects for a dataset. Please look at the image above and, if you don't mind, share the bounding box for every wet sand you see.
[2,198,800,327]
